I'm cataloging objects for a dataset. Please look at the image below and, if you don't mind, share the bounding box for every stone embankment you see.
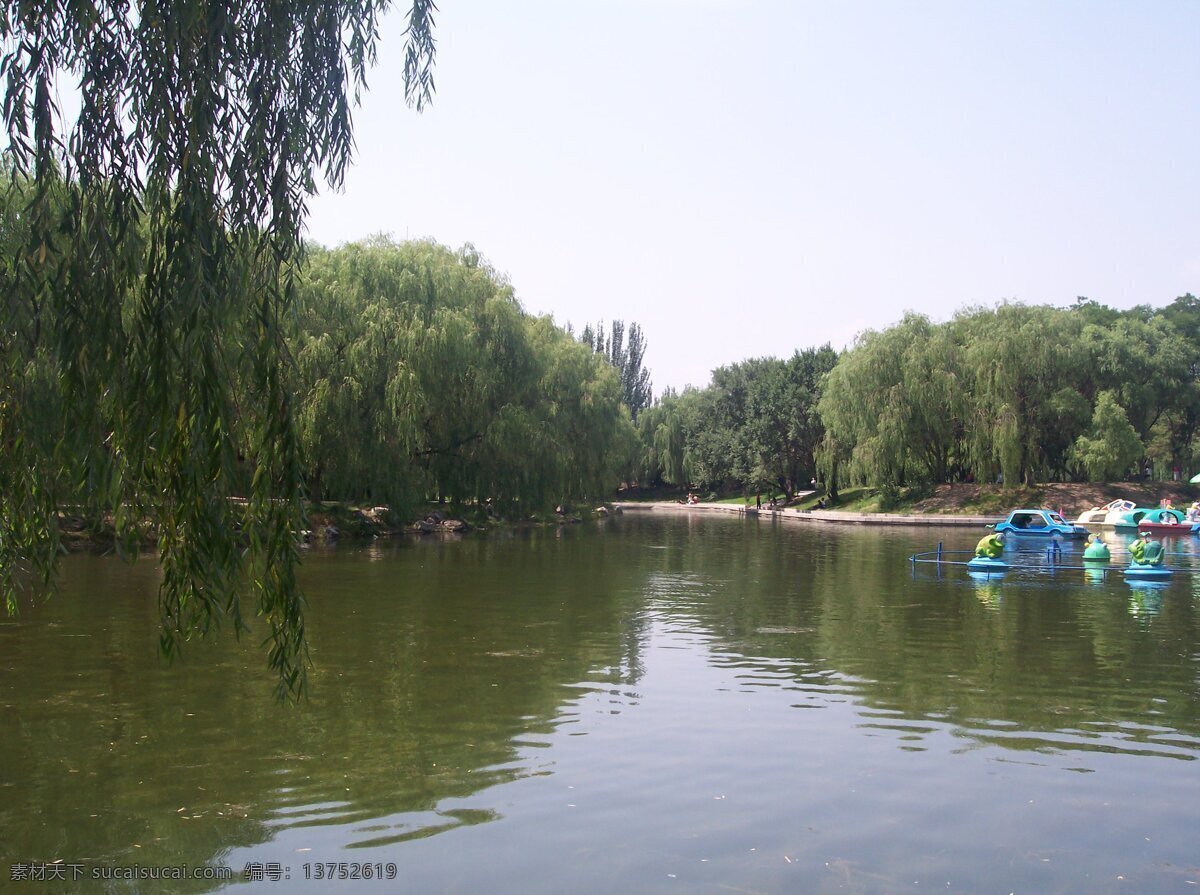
[614,501,1000,527]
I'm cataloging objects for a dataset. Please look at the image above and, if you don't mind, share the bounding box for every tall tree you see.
[1070,391,1144,481]
[1154,295,1200,468]
[781,346,840,490]
[1081,314,1191,440]
[0,2,437,696]
[818,315,961,490]
[579,320,653,420]
[639,348,839,498]
[722,349,838,498]
[956,304,1091,485]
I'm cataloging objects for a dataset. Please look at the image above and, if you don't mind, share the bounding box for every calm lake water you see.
[2,513,1199,894]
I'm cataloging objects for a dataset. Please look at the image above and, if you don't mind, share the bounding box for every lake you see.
[2,512,1198,893]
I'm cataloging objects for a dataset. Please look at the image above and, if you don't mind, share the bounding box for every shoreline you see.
[53,504,617,554]
[614,501,1001,527]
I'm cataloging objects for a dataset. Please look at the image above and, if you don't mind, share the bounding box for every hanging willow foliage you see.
[292,238,638,516]
[0,1,437,698]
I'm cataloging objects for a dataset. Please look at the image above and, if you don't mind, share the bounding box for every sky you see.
[304,0,1200,394]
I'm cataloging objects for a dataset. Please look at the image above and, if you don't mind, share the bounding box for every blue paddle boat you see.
[967,556,1008,573]
[1124,562,1173,581]
[1125,535,1173,579]
[993,509,1088,538]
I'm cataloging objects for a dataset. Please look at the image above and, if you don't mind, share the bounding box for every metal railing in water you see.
[909,541,1200,580]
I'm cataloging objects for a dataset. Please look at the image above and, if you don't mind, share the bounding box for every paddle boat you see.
[1136,507,1195,535]
[1112,507,1154,531]
[1073,499,1136,527]
[908,534,1193,583]
[968,531,1008,572]
[1125,535,1174,580]
[1125,563,1174,581]
[967,555,1008,573]
[992,509,1088,538]
[1082,535,1111,562]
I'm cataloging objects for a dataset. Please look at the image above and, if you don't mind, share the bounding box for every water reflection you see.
[1,516,1198,894]
[1126,584,1167,618]
[968,574,1005,605]
[661,521,1200,763]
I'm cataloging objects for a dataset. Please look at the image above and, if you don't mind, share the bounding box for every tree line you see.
[631,297,1200,502]
[1,160,639,522]
[631,348,838,499]
[292,237,637,516]
[1,151,638,693]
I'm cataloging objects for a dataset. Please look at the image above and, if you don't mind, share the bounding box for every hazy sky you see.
[305,0,1200,394]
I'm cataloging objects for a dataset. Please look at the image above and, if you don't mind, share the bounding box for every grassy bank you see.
[795,482,1200,517]
[641,481,1200,517]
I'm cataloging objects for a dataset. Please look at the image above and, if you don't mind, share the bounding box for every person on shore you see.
[975,531,1006,558]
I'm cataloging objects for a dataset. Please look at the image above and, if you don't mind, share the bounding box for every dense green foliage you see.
[634,348,837,497]
[818,315,958,490]
[817,299,1200,493]
[292,238,637,515]
[1070,391,1145,482]
[633,298,1200,501]
[1,1,437,695]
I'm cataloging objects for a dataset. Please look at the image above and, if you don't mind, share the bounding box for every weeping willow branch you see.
[0,1,437,698]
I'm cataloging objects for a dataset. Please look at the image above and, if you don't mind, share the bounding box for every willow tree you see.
[635,391,693,489]
[531,317,639,506]
[293,239,637,515]
[653,400,691,488]
[817,314,961,491]
[0,2,437,696]
[294,239,546,514]
[956,304,1092,485]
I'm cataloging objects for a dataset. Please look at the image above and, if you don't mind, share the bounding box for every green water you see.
[2,514,1199,894]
